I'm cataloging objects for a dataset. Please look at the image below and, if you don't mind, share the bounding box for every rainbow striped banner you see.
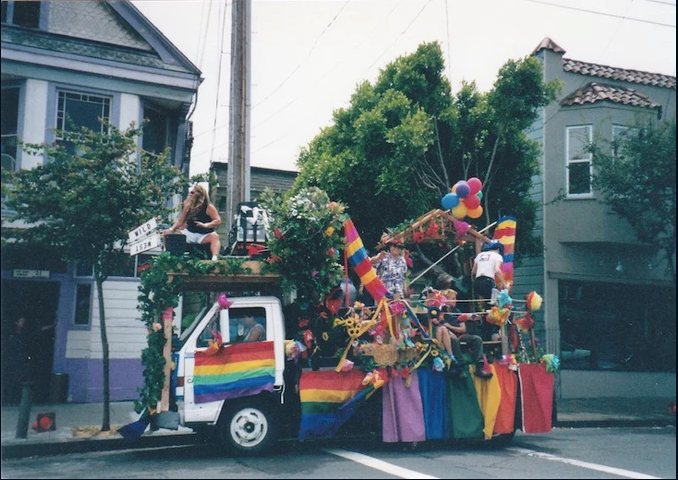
[298,370,368,440]
[193,341,275,404]
[493,216,516,286]
[344,218,387,302]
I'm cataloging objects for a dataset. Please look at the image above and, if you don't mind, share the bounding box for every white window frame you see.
[566,125,593,198]
[55,90,112,138]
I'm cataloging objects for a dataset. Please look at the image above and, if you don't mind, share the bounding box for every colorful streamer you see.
[493,216,516,287]
[344,218,387,302]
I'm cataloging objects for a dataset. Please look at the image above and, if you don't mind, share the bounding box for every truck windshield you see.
[178,302,218,348]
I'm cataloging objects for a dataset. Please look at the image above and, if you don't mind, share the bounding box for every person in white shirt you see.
[472,241,505,340]
[472,241,505,301]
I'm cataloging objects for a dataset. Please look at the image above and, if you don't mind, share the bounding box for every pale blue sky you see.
[132,0,676,176]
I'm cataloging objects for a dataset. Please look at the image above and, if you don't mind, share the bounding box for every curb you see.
[1,432,200,460]
[554,417,676,429]
[3,418,674,460]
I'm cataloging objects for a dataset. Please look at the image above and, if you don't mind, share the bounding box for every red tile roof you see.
[563,59,675,89]
[560,82,662,110]
[531,37,565,55]
[532,37,676,90]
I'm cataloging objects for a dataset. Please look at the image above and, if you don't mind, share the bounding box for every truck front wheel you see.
[218,402,277,454]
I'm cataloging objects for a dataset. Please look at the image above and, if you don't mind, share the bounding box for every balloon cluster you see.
[440,177,483,219]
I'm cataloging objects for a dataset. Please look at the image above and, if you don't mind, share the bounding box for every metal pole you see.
[15,381,32,439]
[409,222,497,285]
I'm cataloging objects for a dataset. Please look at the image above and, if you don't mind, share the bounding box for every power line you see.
[520,0,675,27]
[251,0,405,132]
[209,0,229,164]
[445,0,452,88]
[365,0,434,73]
[251,0,350,110]
[642,0,676,6]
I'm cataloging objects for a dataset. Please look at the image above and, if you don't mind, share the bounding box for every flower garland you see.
[135,253,254,414]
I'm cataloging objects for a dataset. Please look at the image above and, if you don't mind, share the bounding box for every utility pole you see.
[225,0,251,237]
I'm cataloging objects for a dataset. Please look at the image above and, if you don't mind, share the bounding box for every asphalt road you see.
[1,426,675,479]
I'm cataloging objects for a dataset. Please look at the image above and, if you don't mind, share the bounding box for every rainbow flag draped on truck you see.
[193,341,275,403]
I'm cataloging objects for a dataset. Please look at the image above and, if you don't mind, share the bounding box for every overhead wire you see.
[519,0,675,27]
[208,0,229,164]
[251,0,405,135]
[365,0,433,73]
[251,0,350,111]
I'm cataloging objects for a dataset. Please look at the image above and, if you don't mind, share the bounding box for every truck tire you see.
[218,401,277,455]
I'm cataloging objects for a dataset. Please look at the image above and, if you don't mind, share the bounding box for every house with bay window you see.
[513,38,675,399]
[1,0,201,403]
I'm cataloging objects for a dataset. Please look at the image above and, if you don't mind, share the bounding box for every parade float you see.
[128,185,558,453]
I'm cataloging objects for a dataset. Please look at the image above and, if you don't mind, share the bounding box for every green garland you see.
[135,252,253,413]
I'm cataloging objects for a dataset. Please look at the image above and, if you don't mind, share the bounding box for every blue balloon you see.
[441,193,460,210]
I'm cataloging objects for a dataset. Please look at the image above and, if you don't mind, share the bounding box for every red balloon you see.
[467,177,483,195]
[464,194,480,209]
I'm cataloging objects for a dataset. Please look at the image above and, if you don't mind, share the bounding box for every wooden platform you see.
[166,259,281,291]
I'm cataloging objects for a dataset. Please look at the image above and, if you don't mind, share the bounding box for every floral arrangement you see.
[261,187,347,302]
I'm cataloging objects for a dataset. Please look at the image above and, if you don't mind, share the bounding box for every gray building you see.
[1,0,201,403]
[515,38,675,399]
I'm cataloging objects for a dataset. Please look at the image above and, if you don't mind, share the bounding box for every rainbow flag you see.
[298,370,368,440]
[344,218,387,302]
[193,341,275,404]
[493,216,516,286]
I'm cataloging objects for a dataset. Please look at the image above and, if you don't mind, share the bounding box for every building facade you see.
[514,38,676,398]
[1,1,201,403]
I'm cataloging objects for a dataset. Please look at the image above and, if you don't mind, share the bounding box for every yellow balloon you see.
[468,205,483,219]
[451,184,457,194]
[451,203,467,219]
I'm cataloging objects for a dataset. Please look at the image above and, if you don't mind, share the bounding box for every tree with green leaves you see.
[294,41,559,262]
[590,117,676,282]
[3,123,191,431]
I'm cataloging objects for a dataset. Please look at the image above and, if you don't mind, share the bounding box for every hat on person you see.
[482,241,504,255]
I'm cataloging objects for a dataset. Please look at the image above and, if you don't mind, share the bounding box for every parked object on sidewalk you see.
[31,412,56,432]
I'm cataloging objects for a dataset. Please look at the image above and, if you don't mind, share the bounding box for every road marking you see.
[508,447,662,479]
[324,448,438,479]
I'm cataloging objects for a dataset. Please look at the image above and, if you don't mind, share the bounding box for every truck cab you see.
[175,294,288,452]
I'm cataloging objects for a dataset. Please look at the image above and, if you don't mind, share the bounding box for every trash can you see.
[50,373,69,403]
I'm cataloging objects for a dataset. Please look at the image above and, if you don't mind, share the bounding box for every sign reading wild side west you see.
[128,218,158,243]
[128,218,160,256]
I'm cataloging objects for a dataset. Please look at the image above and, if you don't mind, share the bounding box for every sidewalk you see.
[1,397,675,460]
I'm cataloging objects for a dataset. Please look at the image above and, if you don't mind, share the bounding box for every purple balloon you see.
[455,181,471,199]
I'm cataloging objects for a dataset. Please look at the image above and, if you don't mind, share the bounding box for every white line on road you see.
[324,448,439,479]
[507,447,662,479]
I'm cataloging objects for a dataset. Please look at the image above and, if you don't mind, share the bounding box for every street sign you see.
[128,218,158,243]
[129,233,162,256]
[13,269,50,279]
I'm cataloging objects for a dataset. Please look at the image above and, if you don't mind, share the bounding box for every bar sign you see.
[128,218,158,243]
[129,233,162,256]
